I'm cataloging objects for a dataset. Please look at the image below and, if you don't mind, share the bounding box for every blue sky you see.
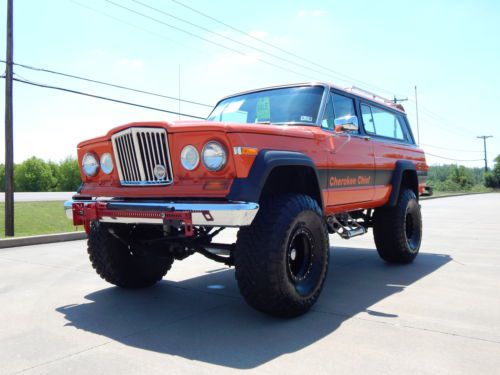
[0,0,499,167]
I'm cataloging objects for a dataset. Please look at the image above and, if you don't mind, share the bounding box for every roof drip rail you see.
[345,86,403,111]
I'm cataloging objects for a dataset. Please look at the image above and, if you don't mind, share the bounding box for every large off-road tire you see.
[234,194,329,318]
[88,223,174,288]
[373,188,422,264]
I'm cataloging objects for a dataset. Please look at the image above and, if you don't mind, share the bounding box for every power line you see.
[102,0,318,82]
[101,0,483,144]
[425,151,483,162]
[169,0,400,96]
[406,97,471,138]
[70,0,209,57]
[420,142,482,153]
[0,59,213,108]
[132,0,393,92]
[8,76,205,119]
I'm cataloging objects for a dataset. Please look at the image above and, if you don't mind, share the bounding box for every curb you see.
[421,191,494,201]
[0,232,87,249]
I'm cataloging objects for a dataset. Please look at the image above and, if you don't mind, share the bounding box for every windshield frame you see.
[207,83,330,127]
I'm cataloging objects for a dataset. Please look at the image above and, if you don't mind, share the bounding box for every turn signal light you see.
[233,147,258,156]
[203,180,230,191]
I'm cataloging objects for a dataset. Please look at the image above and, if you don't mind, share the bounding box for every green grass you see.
[0,201,82,238]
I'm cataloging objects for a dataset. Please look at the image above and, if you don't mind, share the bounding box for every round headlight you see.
[202,141,227,171]
[180,145,200,171]
[82,153,99,177]
[100,153,114,174]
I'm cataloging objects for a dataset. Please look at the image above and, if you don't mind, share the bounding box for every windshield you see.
[207,86,325,125]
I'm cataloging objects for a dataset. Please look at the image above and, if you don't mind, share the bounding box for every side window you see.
[362,103,406,141]
[361,104,375,133]
[332,92,357,133]
[321,94,335,130]
[332,93,356,118]
[370,106,405,140]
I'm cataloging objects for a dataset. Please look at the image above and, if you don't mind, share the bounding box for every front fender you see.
[227,150,323,207]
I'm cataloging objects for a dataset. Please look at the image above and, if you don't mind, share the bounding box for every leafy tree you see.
[47,161,61,191]
[484,155,500,188]
[448,165,474,189]
[427,164,484,192]
[15,157,56,192]
[56,157,81,191]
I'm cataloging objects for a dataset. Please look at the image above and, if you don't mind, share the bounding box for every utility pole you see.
[414,85,420,145]
[477,135,493,172]
[4,0,14,237]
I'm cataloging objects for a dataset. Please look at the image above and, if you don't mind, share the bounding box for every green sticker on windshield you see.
[256,97,271,121]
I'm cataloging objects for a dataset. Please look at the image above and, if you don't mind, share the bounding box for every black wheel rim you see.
[287,228,313,280]
[405,209,420,252]
[287,226,319,296]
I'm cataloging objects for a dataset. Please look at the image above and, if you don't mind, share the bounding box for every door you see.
[322,91,375,207]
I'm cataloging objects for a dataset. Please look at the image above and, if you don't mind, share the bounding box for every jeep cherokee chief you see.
[65,83,428,318]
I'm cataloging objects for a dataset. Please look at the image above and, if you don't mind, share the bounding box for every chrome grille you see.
[111,128,173,185]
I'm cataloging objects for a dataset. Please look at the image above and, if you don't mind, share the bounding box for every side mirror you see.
[334,115,359,133]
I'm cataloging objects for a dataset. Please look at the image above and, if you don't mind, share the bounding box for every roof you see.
[218,82,406,113]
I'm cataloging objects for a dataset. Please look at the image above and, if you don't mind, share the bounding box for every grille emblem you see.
[154,164,167,180]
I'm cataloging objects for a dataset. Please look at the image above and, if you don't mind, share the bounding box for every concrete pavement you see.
[0,194,499,374]
[0,192,74,202]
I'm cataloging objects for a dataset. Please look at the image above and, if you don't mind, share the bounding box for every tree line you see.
[427,155,500,191]
[1,154,499,193]
[0,157,81,192]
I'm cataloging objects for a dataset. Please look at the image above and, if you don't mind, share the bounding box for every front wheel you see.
[373,188,422,264]
[234,194,329,318]
[88,223,174,288]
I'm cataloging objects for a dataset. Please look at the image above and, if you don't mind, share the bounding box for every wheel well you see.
[401,170,418,199]
[260,166,322,208]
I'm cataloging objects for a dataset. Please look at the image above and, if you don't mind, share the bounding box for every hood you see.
[78,120,317,147]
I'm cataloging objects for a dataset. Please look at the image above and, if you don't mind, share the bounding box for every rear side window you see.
[361,104,406,141]
[361,104,375,133]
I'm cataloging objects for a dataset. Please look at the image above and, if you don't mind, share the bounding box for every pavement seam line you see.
[311,309,500,345]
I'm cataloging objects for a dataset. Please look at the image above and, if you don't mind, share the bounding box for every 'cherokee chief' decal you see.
[318,169,393,189]
[330,175,371,187]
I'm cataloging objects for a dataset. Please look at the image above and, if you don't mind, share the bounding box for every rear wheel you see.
[234,194,329,318]
[88,222,174,288]
[373,188,422,263]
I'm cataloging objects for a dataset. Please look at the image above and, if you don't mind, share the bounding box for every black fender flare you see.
[387,160,418,206]
[227,150,324,207]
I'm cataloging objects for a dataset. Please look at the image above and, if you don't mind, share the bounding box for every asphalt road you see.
[0,194,499,374]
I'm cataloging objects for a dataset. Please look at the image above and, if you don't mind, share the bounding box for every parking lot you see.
[0,194,499,374]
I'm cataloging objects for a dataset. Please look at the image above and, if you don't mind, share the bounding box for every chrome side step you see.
[327,214,367,239]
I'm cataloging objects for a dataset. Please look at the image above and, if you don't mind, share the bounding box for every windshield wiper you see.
[254,121,271,125]
[272,121,316,126]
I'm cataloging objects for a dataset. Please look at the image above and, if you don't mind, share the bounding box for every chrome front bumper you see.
[64,199,259,227]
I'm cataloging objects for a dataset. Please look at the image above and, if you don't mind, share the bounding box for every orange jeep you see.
[65,83,428,317]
